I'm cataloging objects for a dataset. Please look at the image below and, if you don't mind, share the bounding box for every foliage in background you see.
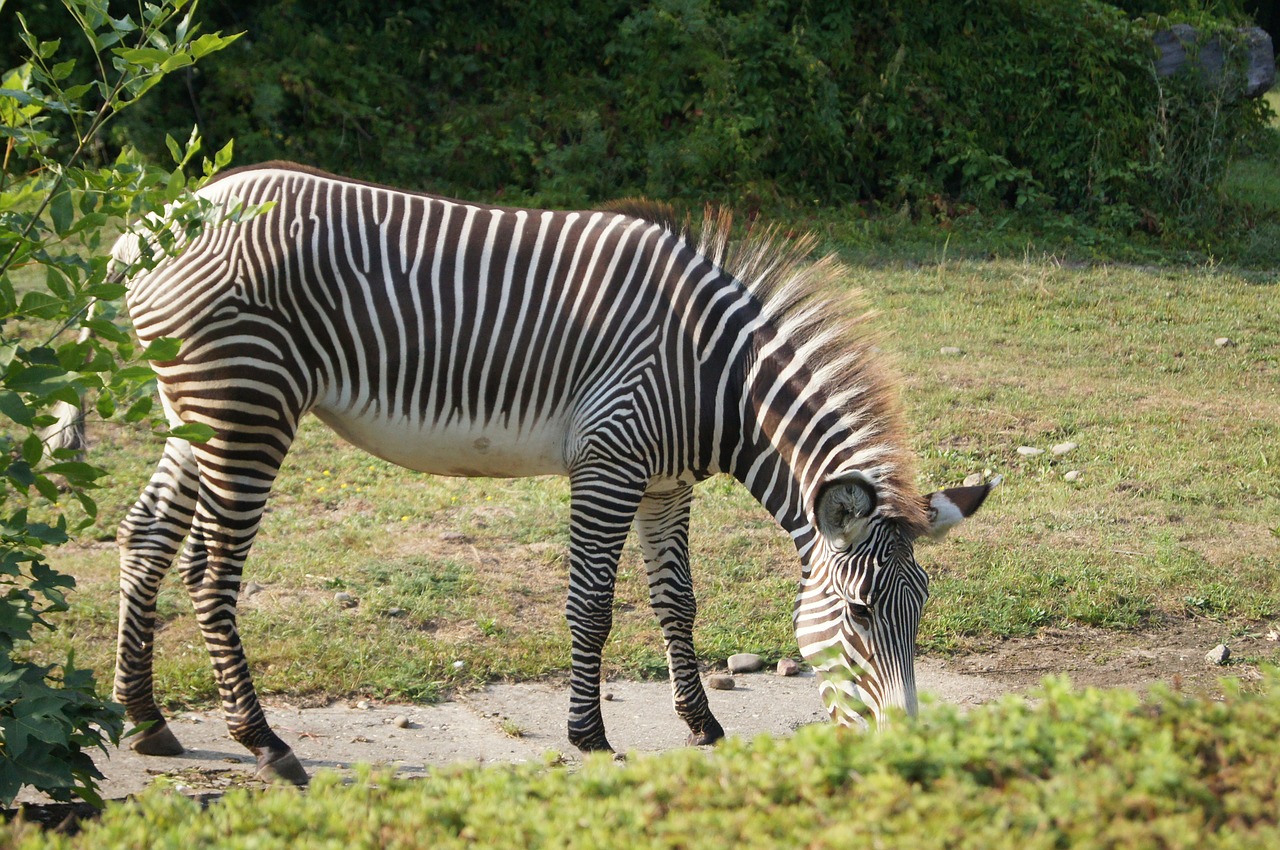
[21,0,1258,241]
[9,674,1280,847]
[0,0,235,806]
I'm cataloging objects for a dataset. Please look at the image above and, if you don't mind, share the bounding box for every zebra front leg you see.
[564,467,646,753]
[636,485,724,747]
[115,438,199,756]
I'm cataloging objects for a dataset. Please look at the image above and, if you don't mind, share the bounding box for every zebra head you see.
[798,472,997,730]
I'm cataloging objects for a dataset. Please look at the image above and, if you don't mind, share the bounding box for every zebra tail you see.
[39,300,98,460]
[40,246,132,459]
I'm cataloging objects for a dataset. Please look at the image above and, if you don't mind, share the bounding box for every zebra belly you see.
[312,408,570,478]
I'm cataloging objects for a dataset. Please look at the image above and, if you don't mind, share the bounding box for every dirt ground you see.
[10,616,1270,820]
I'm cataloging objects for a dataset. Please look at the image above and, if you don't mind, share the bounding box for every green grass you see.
[10,675,1280,848]
[24,253,1279,708]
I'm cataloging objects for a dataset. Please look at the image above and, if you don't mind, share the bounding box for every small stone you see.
[707,675,735,691]
[727,653,764,673]
[384,607,407,618]
[452,660,466,670]
[243,581,264,598]
[1214,337,1235,348]
[334,591,357,608]
[1017,446,1045,457]
[1063,470,1082,483]
[962,473,984,487]
[1051,441,1078,456]
[439,532,469,543]
[776,658,800,677]
[393,715,411,729]
[939,346,963,356]
[356,700,372,710]
[603,692,615,701]
[1206,644,1231,666]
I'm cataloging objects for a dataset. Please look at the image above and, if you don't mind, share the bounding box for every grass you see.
[23,251,1279,709]
[14,112,1280,710]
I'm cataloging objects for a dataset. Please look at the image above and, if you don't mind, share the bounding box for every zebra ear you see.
[920,476,1001,542]
[815,472,878,551]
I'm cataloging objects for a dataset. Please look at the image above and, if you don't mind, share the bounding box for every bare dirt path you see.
[14,617,1263,809]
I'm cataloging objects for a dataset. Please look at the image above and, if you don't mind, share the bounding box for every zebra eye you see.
[848,602,872,622]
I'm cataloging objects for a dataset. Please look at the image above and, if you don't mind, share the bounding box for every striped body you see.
[111,163,991,782]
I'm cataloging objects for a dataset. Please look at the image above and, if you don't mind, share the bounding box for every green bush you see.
[9,675,1280,847]
[86,0,1269,232]
[0,0,236,806]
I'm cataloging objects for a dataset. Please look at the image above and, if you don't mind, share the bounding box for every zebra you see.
[91,162,994,785]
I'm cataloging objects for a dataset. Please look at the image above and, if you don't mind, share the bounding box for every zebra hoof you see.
[569,732,614,754]
[254,749,309,786]
[131,722,185,756]
[686,718,725,747]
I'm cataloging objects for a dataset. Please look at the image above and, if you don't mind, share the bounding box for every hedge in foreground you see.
[10,674,1280,848]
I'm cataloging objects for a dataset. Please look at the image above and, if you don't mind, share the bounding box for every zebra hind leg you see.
[179,415,308,785]
[636,486,724,747]
[115,438,199,756]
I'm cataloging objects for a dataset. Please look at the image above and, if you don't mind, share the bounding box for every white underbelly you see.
[312,406,570,478]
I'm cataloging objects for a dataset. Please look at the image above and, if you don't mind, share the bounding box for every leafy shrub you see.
[86,0,1270,234]
[9,675,1280,847]
[0,0,235,806]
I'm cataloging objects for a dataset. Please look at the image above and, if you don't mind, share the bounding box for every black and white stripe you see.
[111,163,991,783]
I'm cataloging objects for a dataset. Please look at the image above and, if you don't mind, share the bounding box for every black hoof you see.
[686,717,725,747]
[254,748,309,785]
[131,721,185,756]
[569,733,614,755]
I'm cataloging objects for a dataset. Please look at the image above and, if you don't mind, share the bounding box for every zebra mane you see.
[698,209,928,535]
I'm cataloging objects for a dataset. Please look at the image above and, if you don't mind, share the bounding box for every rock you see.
[1215,337,1235,348]
[1206,644,1231,666]
[243,581,264,598]
[706,675,735,691]
[962,472,984,487]
[356,700,372,710]
[393,715,411,729]
[1051,441,1078,456]
[1017,446,1045,457]
[334,591,357,608]
[384,607,407,618]
[727,653,764,673]
[603,692,615,702]
[1154,24,1275,99]
[939,346,963,356]
[776,658,800,677]
[1063,470,1082,483]
[439,531,469,543]
[451,660,466,670]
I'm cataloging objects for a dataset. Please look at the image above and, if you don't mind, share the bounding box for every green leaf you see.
[21,433,43,466]
[140,337,182,361]
[6,365,72,396]
[213,139,234,171]
[18,289,62,320]
[50,59,75,82]
[122,396,153,422]
[49,186,74,237]
[169,422,216,443]
[94,392,115,419]
[112,47,171,66]
[113,365,158,384]
[164,133,181,165]
[44,462,106,484]
[0,391,34,427]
